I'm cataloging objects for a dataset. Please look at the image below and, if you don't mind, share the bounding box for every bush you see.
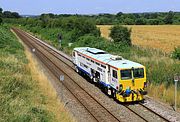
[124,18,135,25]
[172,47,180,60]
[72,35,106,48]
[110,25,132,46]
[148,19,161,25]
[61,17,100,37]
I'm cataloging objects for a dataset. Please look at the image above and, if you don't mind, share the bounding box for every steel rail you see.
[139,103,170,122]
[12,28,121,122]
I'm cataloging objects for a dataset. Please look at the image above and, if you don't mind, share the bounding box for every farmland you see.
[97,25,180,53]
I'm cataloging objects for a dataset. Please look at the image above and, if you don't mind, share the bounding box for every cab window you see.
[121,69,132,80]
[134,68,144,78]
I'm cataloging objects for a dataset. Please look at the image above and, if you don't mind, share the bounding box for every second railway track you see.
[124,103,170,122]
[12,28,171,122]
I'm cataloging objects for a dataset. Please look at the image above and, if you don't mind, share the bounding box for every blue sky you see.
[0,0,180,15]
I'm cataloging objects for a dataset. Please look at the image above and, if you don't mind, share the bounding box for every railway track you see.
[12,28,121,122]
[124,103,170,122]
[139,103,170,122]
[12,28,171,122]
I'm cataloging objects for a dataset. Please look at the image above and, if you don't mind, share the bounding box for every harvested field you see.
[97,25,180,53]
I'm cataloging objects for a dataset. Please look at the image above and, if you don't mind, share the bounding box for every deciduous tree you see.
[164,11,174,24]
[110,25,131,46]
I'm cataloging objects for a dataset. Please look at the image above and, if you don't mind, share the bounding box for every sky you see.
[0,0,180,15]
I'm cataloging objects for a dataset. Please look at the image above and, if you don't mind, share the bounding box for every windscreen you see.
[120,69,132,80]
[133,68,144,78]
[120,68,144,80]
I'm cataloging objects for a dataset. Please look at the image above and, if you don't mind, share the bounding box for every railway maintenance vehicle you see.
[72,47,147,102]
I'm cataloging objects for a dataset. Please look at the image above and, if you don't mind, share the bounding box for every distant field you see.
[97,25,180,53]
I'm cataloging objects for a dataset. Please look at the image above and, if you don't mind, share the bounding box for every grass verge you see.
[0,24,74,121]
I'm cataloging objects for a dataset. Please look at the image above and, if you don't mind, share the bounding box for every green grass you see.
[0,24,72,122]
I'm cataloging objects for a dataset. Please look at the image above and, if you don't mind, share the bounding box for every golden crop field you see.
[97,25,180,53]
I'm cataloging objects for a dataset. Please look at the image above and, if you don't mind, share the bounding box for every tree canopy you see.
[110,25,131,46]
[164,11,174,24]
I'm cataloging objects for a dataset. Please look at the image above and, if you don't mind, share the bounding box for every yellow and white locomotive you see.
[72,47,147,102]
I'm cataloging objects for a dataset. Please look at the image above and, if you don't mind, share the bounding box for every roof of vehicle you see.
[74,47,144,69]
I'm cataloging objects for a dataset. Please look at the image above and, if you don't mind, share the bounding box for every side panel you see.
[109,67,119,90]
[77,56,91,76]
[75,51,109,86]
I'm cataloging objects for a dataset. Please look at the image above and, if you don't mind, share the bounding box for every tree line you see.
[38,11,180,25]
[32,11,180,25]
[0,8,21,24]
[2,11,179,28]
[93,11,178,25]
[1,6,180,25]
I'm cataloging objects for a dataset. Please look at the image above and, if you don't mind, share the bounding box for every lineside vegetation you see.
[0,24,73,122]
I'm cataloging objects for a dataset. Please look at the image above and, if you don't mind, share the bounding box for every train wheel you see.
[107,88,112,96]
[89,75,92,80]
[104,87,111,96]
[111,89,116,99]
[93,78,97,83]
[90,76,93,83]
[75,66,79,73]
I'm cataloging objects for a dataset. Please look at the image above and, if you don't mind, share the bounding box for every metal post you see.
[58,33,62,50]
[175,80,177,111]
[59,40,62,49]
[60,75,64,102]
[174,74,179,111]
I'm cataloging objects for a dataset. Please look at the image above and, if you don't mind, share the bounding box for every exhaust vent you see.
[110,55,123,60]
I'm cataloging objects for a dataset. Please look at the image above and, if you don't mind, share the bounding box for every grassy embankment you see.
[0,24,73,121]
[21,25,180,108]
